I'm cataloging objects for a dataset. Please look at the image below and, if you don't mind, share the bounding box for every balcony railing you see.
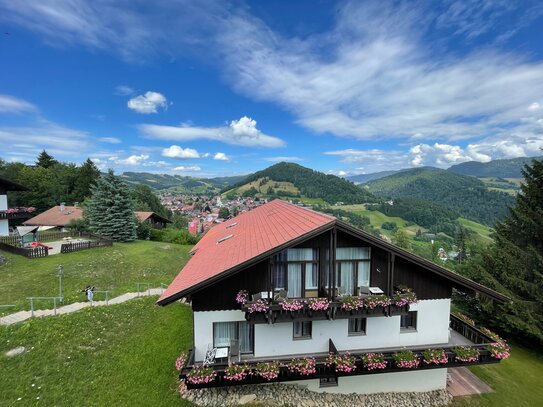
[0,207,35,220]
[178,314,505,389]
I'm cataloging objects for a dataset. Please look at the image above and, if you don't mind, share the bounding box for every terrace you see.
[178,314,505,389]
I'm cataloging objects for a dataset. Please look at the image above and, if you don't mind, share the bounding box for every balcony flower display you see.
[453,346,480,363]
[361,352,387,371]
[487,341,511,360]
[186,365,217,385]
[325,352,357,373]
[280,299,305,312]
[393,287,418,307]
[1,207,36,214]
[224,363,251,381]
[393,349,420,369]
[480,327,503,342]
[340,295,363,311]
[175,351,188,371]
[421,349,448,365]
[365,294,392,309]
[287,357,316,376]
[453,311,475,326]
[236,290,249,305]
[255,361,281,380]
[247,299,269,313]
[306,297,330,311]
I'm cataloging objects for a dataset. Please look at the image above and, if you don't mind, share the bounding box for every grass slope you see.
[0,296,193,406]
[0,241,191,313]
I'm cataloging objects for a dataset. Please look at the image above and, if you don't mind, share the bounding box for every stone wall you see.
[179,382,452,407]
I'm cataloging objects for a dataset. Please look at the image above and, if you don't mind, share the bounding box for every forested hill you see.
[224,162,377,204]
[448,156,543,178]
[120,172,247,193]
[365,167,515,226]
[347,170,400,184]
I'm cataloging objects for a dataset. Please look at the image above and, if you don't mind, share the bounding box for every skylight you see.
[226,222,238,229]
[217,234,234,244]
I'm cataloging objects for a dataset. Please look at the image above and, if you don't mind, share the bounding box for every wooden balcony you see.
[179,314,504,389]
[0,208,34,220]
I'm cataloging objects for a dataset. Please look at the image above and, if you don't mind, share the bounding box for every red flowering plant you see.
[280,299,305,312]
[453,311,475,326]
[186,365,217,385]
[224,363,251,381]
[247,299,269,313]
[422,349,448,365]
[306,297,330,311]
[340,295,363,311]
[175,351,188,371]
[393,349,420,369]
[255,361,281,380]
[287,357,317,376]
[453,346,479,363]
[361,352,387,370]
[365,294,392,309]
[325,352,357,373]
[392,287,418,307]
[487,342,511,360]
[236,290,249,305]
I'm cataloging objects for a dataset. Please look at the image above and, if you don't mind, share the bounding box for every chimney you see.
[74,202,79,207]
[60,202,65,212]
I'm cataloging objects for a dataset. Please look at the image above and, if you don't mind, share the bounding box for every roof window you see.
[226,222,238,229]
[217,234,234,244]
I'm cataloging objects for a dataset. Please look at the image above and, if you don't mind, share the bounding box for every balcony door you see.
[272,248,318,298]
[213,321,254,354]
[335,247,371,295]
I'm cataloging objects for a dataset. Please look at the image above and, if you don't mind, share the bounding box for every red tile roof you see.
[23,205,83,227]
[158,200,336,304]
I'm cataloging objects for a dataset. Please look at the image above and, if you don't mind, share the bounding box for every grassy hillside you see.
[0,241,191,314]
[448,156,543,178]
[365,167,514,226]
[224,162,376,204]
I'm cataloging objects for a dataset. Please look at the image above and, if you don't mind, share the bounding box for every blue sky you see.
[1,0,543,177]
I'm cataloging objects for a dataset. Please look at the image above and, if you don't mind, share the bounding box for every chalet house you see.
[0,176,31,236]
[159,199,509,395]
[134,211,171,229]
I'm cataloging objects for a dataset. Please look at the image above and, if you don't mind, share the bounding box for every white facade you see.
[0,193,8,236]
[193,299,450,362]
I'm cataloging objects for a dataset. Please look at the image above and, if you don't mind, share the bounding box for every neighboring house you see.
[159,199,509,395]
[23,204,83,230]
[0,176,31,236]
[134,211,171,229]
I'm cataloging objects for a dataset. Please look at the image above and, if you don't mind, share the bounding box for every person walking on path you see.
[83,286,95,303]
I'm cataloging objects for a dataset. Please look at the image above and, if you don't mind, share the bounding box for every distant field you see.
[224,178,301,197]
[458,218,494,240]
[337,204,409,228]
[0,241,191,314]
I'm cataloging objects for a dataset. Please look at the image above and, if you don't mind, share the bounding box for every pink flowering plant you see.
[247,299,269,313]
[393,349,420,369]
[453,346,479,363]
[307,297,330,311]
[280,299,305,312]
[325,352,357,373]
[255,361,281,380]
[422,349,448,365]
[487,341,511,360]
[186,365,217,385]
[480,327,503,342]
[236,290,249,305]
[361,352,387,370]
[393,287,418,307]
[340,295,363,311]
[287,357,317,376]
[453,312,475,326]
[175,351,188,371]
[365,294,392,309]
[224,363,250,381]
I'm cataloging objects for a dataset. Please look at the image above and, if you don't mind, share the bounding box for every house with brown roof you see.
[23,204,84,230]
[134,211,171,229]
[159,199,509,394]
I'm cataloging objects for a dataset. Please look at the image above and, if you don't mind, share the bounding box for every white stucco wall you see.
[0,194,7,211]
[0,219,8,236]
[290,368,447,394]
[193,299,450,362]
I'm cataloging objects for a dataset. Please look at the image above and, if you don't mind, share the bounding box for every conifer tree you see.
[86,170,137,242]
[36,150,58,168]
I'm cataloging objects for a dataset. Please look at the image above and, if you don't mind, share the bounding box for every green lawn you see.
[0,241,191,314]
[337,204,409,228]
[0,296,193,406]
[451,344,543,407]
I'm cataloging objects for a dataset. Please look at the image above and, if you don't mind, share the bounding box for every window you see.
[348,318,366,335]
[293,321,312,339]
[273,248,319,297]
[400,311,417,331]
[335,247,371,295]
[213,321,254,353]
[319,376,338,387]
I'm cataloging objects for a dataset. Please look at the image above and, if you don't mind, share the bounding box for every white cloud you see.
[98,137,122,144]
[173,165,201,172]
[529,102,541,111]
[0,94,36,114]
[213,152,230,161]
[128,91,168,114]
[162,145,201,159]
[264,156,304,162]
[114,85,134,96]
[139,116,285,147]
[115,154,149,166]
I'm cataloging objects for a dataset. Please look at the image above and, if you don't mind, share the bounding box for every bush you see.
[136,221,152,240]
[381,221,398,231]
[150,227,199,245]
